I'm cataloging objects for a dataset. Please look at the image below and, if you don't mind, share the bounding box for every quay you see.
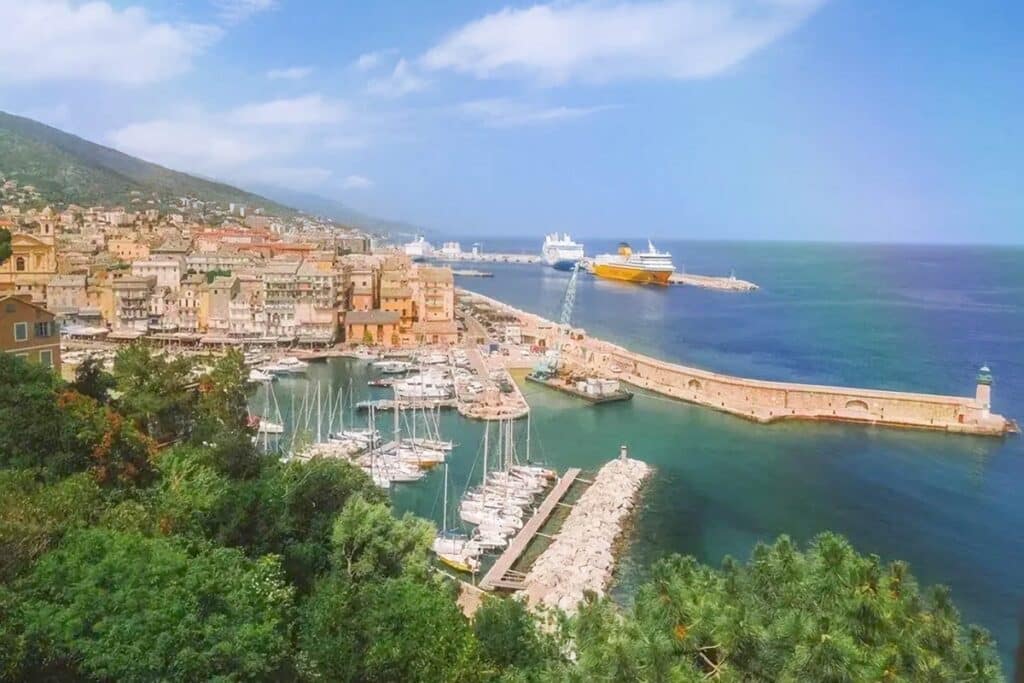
[479,468,582,591]
[668,271,758,292]
[460,290,1017,437]
[432,253,540,265]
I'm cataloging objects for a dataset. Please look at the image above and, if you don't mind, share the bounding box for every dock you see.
[668,272,758,292]
[452,269,494,278]
[479,467,582,591]
[524,373,634,404]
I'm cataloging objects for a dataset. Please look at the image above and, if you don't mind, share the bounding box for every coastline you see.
[460,288,1017,438]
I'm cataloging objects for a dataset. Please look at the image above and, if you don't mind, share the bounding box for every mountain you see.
[0,110,293,214]
[245,182,428,238]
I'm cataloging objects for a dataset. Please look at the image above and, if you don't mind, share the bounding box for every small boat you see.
[419,352,448,365]
[372,360,415,374]
[437,551,479,573]
[264,356,309,375]
[404,437,454,452]
[248,368,276,383]
[367,378,393,387]
[256,418,285,434]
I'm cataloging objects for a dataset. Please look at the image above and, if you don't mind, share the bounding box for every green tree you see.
[0,471,103,581]
[0,353,78,475]
[0,228,11,265]
[9,528,294,681]
[70,356,115,403]
[329,493,434,582]
[474,596,562,678]
[111,343,194,443]
[567,533,1003,682]
[194,349,250,437]
[298,576,480,683]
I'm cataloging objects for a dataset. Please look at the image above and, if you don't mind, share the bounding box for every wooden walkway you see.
[479,468,582,591]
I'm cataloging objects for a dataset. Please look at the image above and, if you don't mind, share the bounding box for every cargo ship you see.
[592,241,675,285]
[541,233,585,271]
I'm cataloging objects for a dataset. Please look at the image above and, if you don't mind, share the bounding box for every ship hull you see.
[592,263,673,285]
[550,258,578,271]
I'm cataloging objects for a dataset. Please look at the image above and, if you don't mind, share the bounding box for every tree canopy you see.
[0,349,1006,682]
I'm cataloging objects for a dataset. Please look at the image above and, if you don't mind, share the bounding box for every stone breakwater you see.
[523,457,651,614]
[460,289,1016,437]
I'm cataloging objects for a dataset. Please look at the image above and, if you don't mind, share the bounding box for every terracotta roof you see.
[417,266,453,283]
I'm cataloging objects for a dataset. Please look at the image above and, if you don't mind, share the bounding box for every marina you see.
[478,467,582,591]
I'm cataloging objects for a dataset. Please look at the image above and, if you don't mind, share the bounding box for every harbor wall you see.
[462,290,1015,437]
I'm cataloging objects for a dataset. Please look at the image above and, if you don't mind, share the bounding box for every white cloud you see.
[213,0,276,23]
[341,175,373,190]
[109,117,275,170]
[459,98,616,127]
[0,0,219,85]
[367,59,429,97]
[230,94,347,125]
[354,50,390,72]
[422,0,825,85]
[267,66,313,80]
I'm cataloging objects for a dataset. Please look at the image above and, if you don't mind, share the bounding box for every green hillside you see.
[0,111,293,214]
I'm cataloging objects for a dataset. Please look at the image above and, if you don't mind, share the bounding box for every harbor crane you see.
[532,261,580,379]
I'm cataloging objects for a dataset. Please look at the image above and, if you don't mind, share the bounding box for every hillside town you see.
[0,199,459,368]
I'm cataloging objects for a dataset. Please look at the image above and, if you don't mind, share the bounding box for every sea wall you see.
[461,290,1016,437]
[523,457,651,614]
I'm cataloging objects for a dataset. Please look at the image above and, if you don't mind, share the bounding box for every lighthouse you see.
[975,365,993,415]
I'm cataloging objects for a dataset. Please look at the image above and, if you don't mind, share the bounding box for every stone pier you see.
[460,290,1016,437]
[523,455,651,614]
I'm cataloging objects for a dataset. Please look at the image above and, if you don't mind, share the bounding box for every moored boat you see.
[592,240,675,285]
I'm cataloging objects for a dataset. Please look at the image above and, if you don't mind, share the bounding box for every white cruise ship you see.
[404,235,434,261]
[541,233,585,271]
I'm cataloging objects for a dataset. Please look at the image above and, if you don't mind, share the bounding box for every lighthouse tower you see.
[975,365,993,415]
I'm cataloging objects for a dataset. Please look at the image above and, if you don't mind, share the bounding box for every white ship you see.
[541,233,585,271]
[404,235,434,261]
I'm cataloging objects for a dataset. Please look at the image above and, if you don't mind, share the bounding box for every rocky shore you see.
[523,454,651,614]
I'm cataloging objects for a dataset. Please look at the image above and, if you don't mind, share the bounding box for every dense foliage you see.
[0,348,1006,682]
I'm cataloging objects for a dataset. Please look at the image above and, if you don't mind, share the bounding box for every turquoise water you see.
[257,241,1024,667]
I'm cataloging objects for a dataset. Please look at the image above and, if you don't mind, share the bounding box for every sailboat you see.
[433,462,481,573]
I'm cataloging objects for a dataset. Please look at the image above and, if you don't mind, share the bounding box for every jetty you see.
[459,289,1017,437]
[668,271,758,292]
[452,269,494,278]
[523,453,651,613]
[479,468,582,591]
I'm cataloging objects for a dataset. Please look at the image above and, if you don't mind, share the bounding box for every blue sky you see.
[1,0,1022,243]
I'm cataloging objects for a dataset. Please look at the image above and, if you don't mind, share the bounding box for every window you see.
[39,350,52,368]
[35,321,51,338]
[15,257,26,272]
[13,322,28,342]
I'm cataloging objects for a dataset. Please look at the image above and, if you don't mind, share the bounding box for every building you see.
[46,274,89,318]
[0,233,57,305]
[131,256,183,291]
[263,261,300,339]
[343,310,400,347]
[412,266,458,345]
[0,294,60,371]
[107,238,150,261]
[110,276,156,334]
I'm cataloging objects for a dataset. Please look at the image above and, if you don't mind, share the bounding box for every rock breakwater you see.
[523,455,651,614]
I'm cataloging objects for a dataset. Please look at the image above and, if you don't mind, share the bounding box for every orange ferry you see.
[592,241,675,285]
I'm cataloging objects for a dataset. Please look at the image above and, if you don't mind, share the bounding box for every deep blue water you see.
[442,238,1024,668]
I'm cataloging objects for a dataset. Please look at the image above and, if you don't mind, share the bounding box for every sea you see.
[252,240,1023,669]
